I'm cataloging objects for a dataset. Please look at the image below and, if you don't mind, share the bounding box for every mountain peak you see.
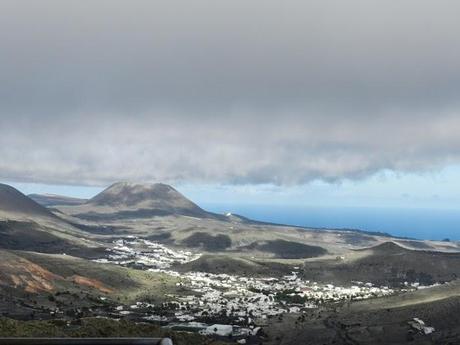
[89,182,178,207]
[0,183,56,218]
[84,181,210,218]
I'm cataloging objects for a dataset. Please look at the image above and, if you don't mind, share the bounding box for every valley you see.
[1,182,460,344]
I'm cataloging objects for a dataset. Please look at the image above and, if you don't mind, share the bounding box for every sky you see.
[1,1,460,228]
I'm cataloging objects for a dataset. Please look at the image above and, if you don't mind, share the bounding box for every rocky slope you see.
[57,182,216,220]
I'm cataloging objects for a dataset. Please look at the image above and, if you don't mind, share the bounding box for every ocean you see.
[201,204,460,241]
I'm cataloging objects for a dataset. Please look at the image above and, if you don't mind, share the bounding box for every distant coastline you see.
[202,204,460,241]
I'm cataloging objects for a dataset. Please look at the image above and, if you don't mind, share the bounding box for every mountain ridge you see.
[56,181,218,220]
[0,183,57,219]
[29,193,88,207]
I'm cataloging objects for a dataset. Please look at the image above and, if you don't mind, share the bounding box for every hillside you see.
[0,184,57,219]
[264,282,460,345]
[57,182,215,220]
[29,194,87,207]
[301,241,460,286]
[0,184,102,257]
[0,249,187,322]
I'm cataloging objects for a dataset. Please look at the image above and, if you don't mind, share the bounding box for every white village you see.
[90,238,438,340]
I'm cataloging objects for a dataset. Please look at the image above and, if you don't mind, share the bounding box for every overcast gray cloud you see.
[1,0,460,186]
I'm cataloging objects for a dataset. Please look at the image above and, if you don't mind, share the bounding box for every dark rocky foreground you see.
[3,295,460,345]
[0,318,223,345]
[263,296,460,345]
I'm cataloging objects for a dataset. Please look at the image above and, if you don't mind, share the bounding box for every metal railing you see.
[0,339,173,345]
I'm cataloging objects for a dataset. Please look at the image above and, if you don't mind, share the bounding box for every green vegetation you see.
[175,254,293,277]
[182,232,232,251]
[0,318,217,345]
[245,240,327,259]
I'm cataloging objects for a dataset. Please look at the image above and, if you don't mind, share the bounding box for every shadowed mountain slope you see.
[0,184,56,219]
[241,239,328,259]
[0,184,102,256]
[174,254,294,277]
[0,220,104,258]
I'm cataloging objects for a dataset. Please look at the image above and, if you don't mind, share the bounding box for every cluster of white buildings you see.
[93,238,201,269]
[97,237,398,331]
[150,270,395,324]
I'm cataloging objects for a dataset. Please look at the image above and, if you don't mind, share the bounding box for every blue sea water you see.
[201,204,460,241]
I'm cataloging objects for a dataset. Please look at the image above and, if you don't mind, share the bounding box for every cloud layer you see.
[1,0,460,185]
